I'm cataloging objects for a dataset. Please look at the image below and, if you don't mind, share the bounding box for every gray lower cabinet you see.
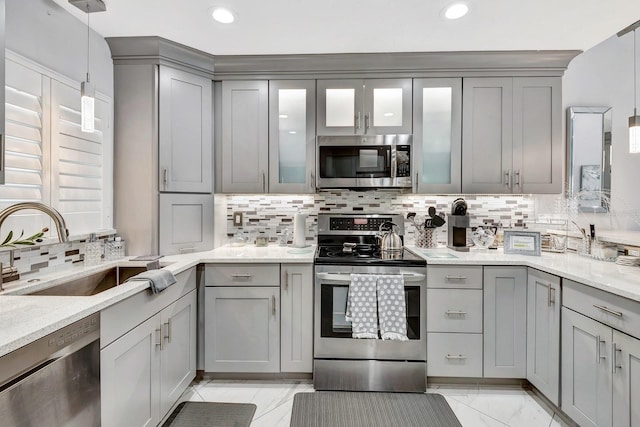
[101,288,197,427]
[462,77,561,194]
[526,268,560,405]
[220,80,269,193]
[561,289,640,427]
[204,286,280,372]
[561,307,613,427]
[483,266,527,378]
[159,193,213,255]
[280,264,313,373]
[426,265,483,378]
[612,330,640,427]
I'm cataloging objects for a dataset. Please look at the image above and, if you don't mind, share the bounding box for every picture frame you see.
[503,230,541,256]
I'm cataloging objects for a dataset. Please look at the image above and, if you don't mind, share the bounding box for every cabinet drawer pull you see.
[445,354,467,360]
[445,275,467,281]
[179,247,195,254]
[612,342,622,373]
[445,310,467,316]
[231,273,253,281]
[272,295,276,316]
[593,304,623,317]
[155,327,164,350]
[596,335,606,363]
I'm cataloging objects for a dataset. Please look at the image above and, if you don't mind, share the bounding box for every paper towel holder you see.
[292,213,310,248]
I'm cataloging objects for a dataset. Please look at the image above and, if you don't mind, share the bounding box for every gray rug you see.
[162,401,257,427]
[290,392,462,427]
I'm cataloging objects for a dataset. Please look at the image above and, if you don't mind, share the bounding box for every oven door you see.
[314,265,426,361]
[316,135,411,189]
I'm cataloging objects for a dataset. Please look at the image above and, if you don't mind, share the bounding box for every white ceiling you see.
[53,0,640,56]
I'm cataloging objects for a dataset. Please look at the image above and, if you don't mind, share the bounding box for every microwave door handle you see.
[391,147,397,182]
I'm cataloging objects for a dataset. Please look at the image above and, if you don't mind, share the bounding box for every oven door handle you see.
[316,272,426,283]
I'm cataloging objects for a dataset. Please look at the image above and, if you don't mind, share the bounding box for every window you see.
[1,53,113,240]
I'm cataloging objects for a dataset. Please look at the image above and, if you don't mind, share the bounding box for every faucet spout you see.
[0,202,69,243]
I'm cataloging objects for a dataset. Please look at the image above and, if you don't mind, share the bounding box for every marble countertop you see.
[407,246,640,303]
[0,245,315,357]
[2,242,640,358]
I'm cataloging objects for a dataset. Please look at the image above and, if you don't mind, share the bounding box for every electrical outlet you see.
[233,212,243,227]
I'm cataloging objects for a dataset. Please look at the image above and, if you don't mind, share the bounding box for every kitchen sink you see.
[27,266,147,296]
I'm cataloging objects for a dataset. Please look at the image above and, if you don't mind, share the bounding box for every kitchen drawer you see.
[427,265,483,289]
[563,279,640,339]
[427,289,483,333]
[205,264,280,287]
[427,332,483,377]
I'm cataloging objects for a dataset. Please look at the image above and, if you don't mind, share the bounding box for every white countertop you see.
[407,245,640,303]
[0,245,315,357]
[2,242,640,359]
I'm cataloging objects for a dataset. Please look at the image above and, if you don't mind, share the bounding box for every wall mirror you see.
[567,106,612,212]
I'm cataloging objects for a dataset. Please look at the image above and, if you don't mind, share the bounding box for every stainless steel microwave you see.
[316,135,412,189]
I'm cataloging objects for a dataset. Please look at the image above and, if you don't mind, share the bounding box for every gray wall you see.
[563,32,640,229]
[6,0,113,96]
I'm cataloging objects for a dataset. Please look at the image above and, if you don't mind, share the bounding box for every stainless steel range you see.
[314,213,427,392]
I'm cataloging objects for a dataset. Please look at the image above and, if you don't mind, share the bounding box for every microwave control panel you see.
[396,145,411,177]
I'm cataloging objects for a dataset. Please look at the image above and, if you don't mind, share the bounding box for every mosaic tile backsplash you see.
[0,232,116,278]
[223,191,537,246]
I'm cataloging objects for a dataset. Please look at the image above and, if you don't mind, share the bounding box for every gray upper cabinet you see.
[269,80,316,193]
[159,193,213,255]
[484,266,527,378]
[462,77,561,194]
[317,79,412,135]
[159,66,212,193]
[512,77,562,193]
[462,78,514,193]
[412,78,462,193]
[221,80,269,193]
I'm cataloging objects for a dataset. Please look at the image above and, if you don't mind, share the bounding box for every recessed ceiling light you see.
[289,131,297,134]
[279,114,289,119]
[383,112,394,117]
[443,2,469,20]
[212,7,235,24]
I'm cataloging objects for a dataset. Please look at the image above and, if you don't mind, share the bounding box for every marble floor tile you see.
[189,380,568,427]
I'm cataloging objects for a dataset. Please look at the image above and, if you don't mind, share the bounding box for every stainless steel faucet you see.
[0,202,69,243]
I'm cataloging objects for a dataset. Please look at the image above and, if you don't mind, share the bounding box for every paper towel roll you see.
[293,213,308,248]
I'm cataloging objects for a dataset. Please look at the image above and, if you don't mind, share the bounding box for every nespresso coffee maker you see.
[447,198,470,252]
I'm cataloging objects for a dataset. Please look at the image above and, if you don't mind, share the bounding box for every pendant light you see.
[618,20,640,153]
[69,0,107,132]
[81,4,95,133]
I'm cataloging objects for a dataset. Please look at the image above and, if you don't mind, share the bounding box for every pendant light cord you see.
[86,4,90,83]
[634,28,637,116]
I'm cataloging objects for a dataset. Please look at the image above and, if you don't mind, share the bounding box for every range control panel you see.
[329,217,392,231]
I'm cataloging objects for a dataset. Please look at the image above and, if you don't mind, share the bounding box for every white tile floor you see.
[182,380,573,427]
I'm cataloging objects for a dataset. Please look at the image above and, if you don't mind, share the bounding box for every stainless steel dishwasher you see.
[0,313,100,427]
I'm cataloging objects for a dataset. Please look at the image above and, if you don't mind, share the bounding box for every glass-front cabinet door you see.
[268,80,316,193]
[412,78,462,193]
[317,79,412,135]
